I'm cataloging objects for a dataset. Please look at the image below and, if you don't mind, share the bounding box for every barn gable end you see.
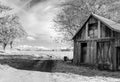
[73,13,120,40]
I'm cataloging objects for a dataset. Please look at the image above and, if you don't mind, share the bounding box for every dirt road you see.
[0,58,120,82]
[33,60,55,72]
[0,58,56,72]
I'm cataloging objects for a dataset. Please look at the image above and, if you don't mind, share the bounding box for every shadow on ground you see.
[0,55,56,72]
[1,55,120,79]
[52,61,120,79]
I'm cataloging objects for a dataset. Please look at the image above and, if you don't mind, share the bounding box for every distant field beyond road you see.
[2,51,73,60]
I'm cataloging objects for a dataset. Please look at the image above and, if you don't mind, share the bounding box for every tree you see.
[0,2,27,50]
[0,15,27,50]
[54,0,120,44]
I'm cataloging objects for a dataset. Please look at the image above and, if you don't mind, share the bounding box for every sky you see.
[0,0,68,49]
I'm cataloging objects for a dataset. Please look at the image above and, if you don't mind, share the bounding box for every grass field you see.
[0,51,120,82]
[0,58,120,82]
[52,61,120,82]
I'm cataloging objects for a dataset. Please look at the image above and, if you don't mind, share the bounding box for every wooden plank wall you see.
[111,40,116,70]
[115,39,120,46]
[97,41,113,69]
[88,16,97,24]
[87,41,97,64]
[101,23,112,38]
[113,31,120,70]
[77,42,81,64]
[73,41,81,65]
[75,16,98,41]
[76,26,86,40]
[73,41,77,64]
[113,31,120,39]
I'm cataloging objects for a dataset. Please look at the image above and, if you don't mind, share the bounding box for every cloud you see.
[18,0,60,38]
[29,0,48,7]
[1,0,60,37]
[1,0,68,49]
[27,36,36,41]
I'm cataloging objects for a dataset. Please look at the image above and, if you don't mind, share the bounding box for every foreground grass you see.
[1,55,120,80]
[52,61,120,79]
[1,54,120,82]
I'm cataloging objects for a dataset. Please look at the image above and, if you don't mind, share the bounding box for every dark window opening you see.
[88,23,98,38]
[81,43,87,63]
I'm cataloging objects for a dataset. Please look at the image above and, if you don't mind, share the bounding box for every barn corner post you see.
[73,40,76,64]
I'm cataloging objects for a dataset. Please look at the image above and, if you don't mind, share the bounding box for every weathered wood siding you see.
[100,23,113,38]
[97,41,113,68]
[73,41,78,64]
[113,32,120,70]
[75,26,86,40]
[87,41,97,64]
[88,16,98,24]
[73,41,81,65]
[73,41,97,65]
[113,31,120,39]
[75,16,98,40]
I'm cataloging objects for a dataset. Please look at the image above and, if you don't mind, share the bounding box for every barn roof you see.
[72,13,120,39]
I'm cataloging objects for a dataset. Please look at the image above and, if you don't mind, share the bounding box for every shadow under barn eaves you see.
[0,55,56,72]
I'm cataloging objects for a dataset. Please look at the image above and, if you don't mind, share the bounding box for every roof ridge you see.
[92,13,120,32]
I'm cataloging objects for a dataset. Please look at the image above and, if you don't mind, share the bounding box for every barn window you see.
[88,23,98,38]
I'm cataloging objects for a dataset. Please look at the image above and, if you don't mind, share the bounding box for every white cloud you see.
[1,0,68,49]
[27,36,36,41]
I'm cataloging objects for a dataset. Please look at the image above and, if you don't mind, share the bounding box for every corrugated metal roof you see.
[72,13,120,39]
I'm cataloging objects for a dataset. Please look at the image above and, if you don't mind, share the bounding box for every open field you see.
[2,50,73,60]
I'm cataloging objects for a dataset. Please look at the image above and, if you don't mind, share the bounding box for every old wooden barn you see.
[72,13,120,71]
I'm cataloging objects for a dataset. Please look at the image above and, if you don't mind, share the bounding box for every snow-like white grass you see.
[0,64,51,82]
[50,73,120,82]
[0,64,120,82]
[1,50,120,82]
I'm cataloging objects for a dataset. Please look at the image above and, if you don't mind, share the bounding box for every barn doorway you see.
[116,47,120,70]
[80,43,87,63]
